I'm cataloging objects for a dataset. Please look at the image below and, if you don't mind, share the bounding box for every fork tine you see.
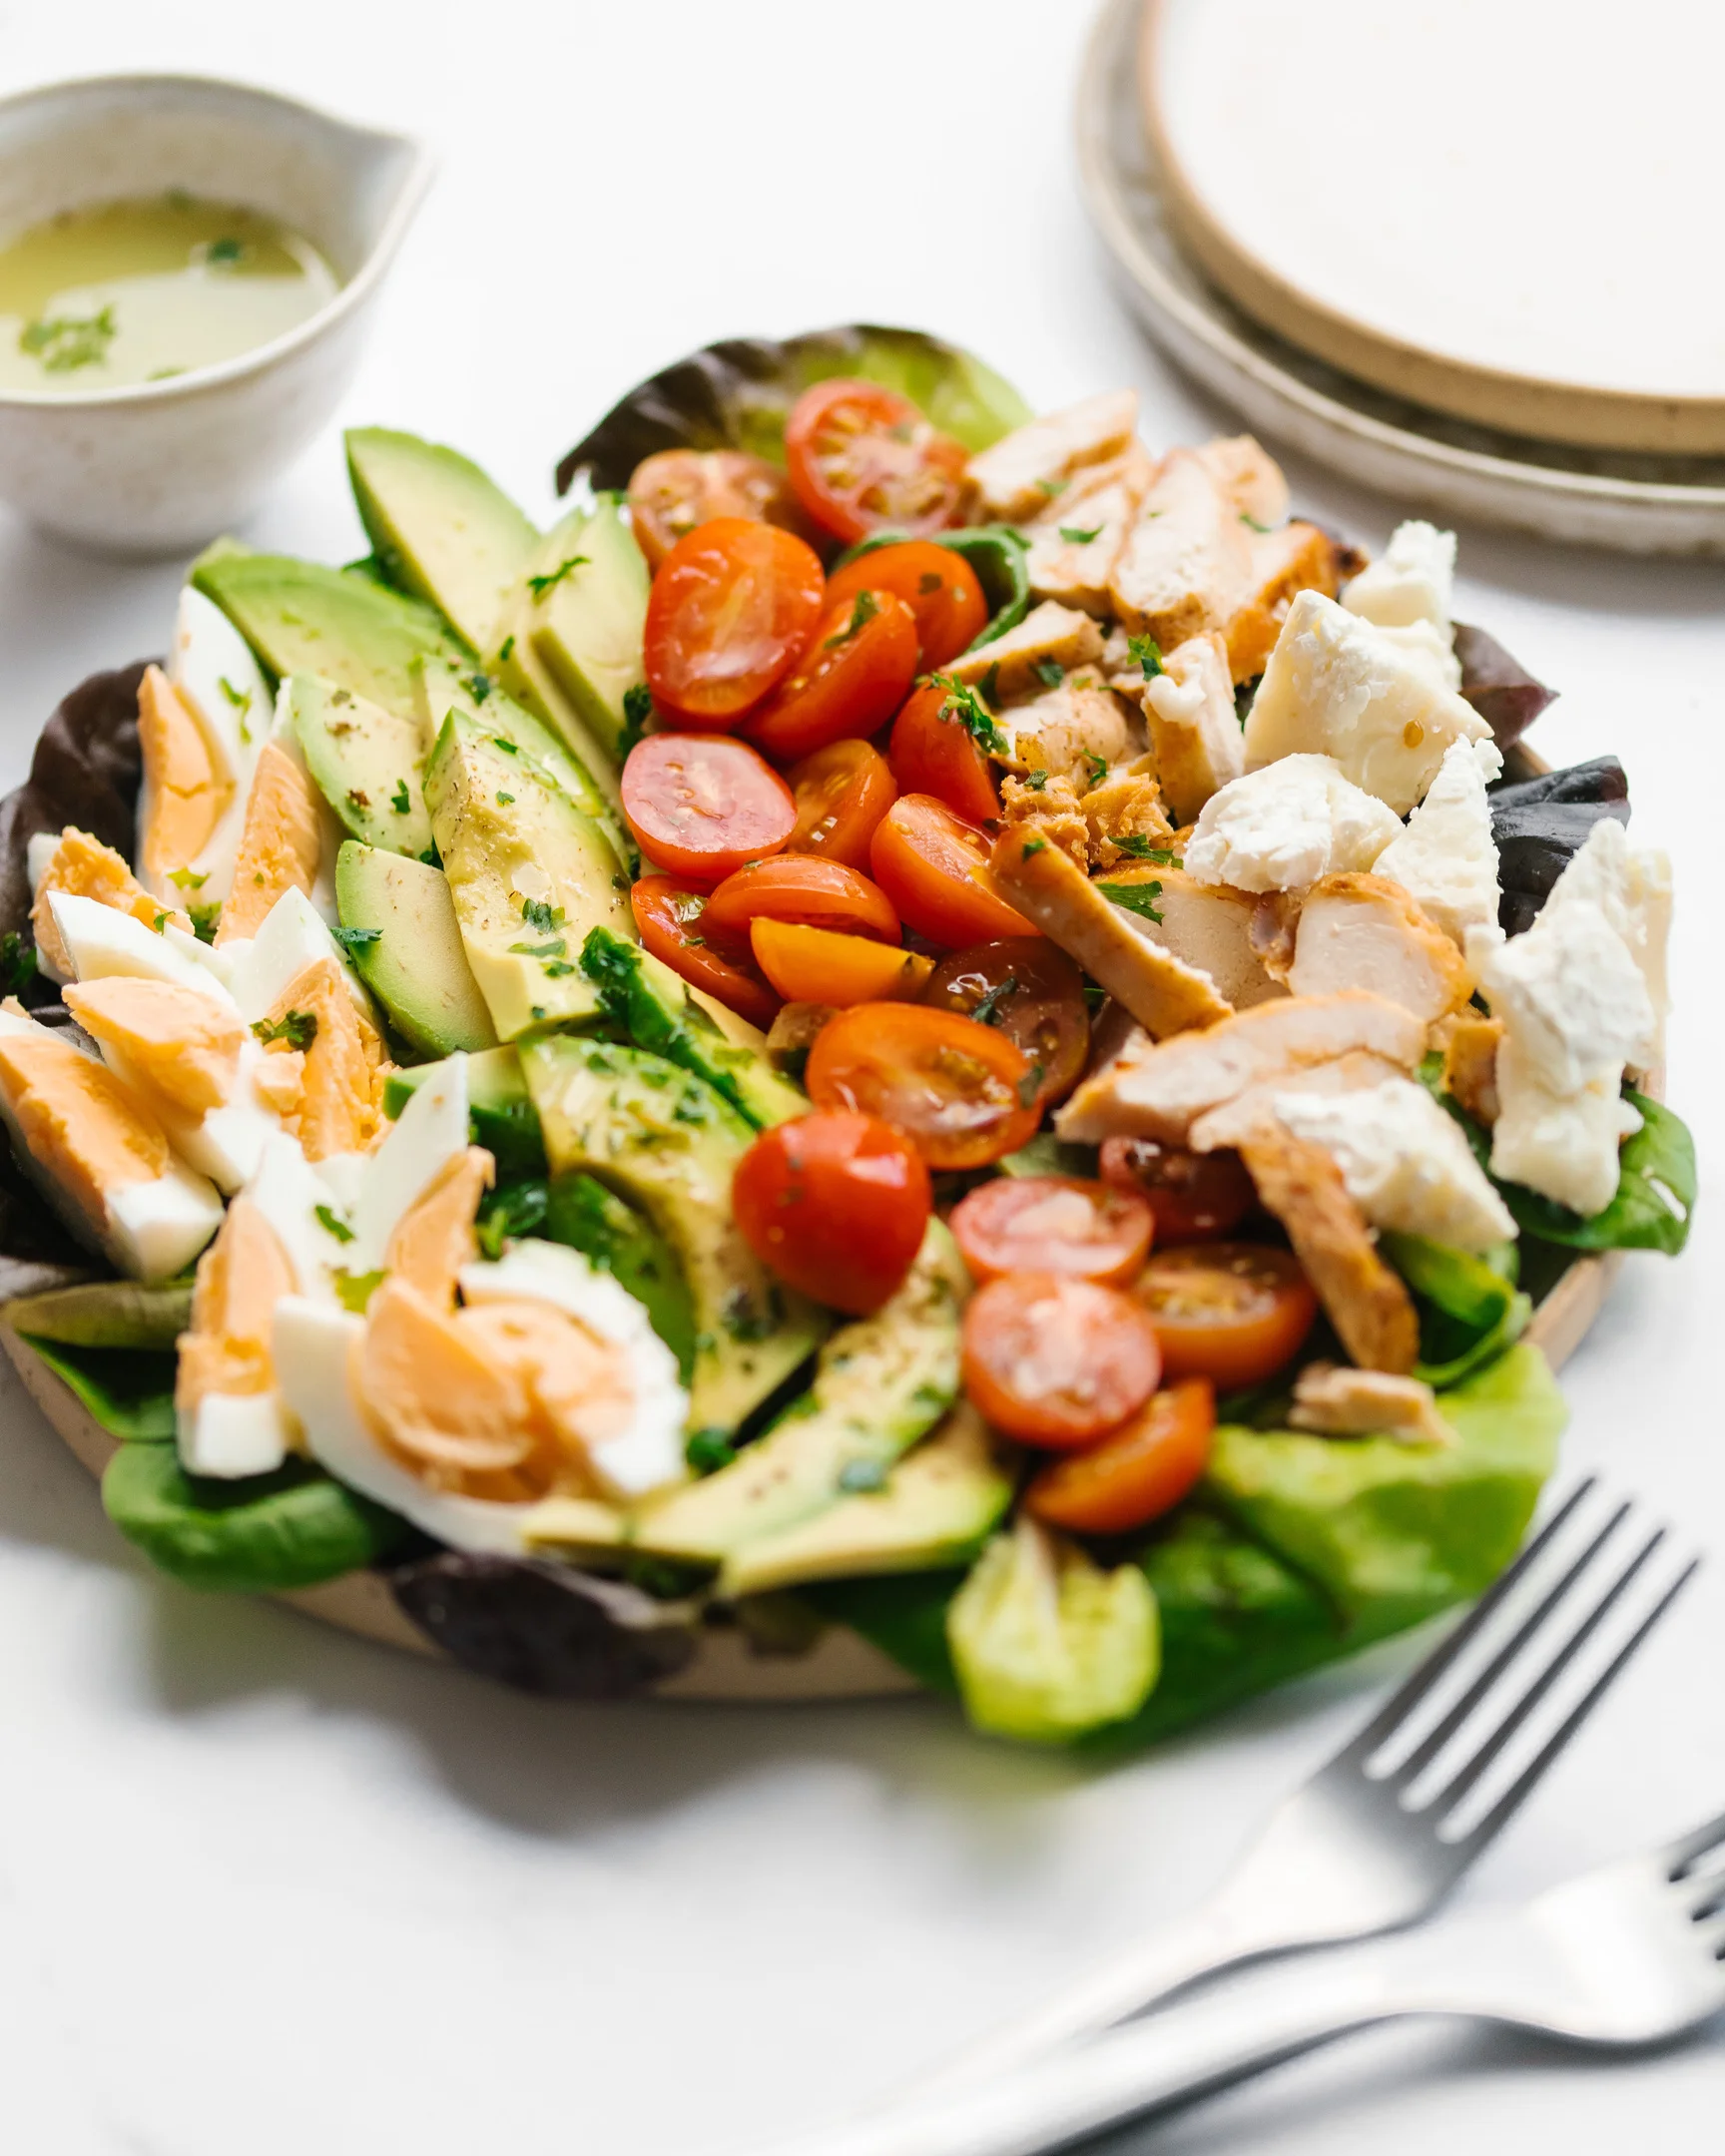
[1667,1811,1725,1879]
[1387,1494,1635,1788]
[1336,1476,1599,1764]
[1445,1554,1699,1854]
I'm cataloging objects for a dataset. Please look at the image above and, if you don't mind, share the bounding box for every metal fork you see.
[928,1478,1697,2089]
[787,1813,1725,2156]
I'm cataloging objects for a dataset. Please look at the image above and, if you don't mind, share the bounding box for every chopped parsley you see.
[333,1269,384,1314]
[492,737,519,754]
[621,681,655,756]
[929,673,1009,756]
[390,779,411,814]
[541,958,577,978]
[20,305,116,373]
[1019,835,1047,857]
[1128,633,1164,681]
[1059,525,1103,545]
[498,635,516,663]
[1034,476,1067,499]
[1081,750,1108,787]
[462,672,492,704]
[496,791,514,806]
[1096,878,1164,924]
[968,975,1018,1027]
[979,662,1002,707]
[0,930,37,996]
[167,866,208,890]
[1016,1063,1046,1110]
[475,1178,549,1260]
[218,677,250,709]
[419,843,441,868]
[331,925,383,949]
[204,236,247,268]
[252,1008,317,1051]
[1023,770,1049,792]
[1113,833,1182,864]
[313,1204,355,1244]
[686,1429,737,1476]
[825,589,879,648]
[527,553,589,601]
[509,936,567,958]
[188,903,221,944]
[1239,512,1274,534]
[1034,659,1065,690]
[520,897,565,934]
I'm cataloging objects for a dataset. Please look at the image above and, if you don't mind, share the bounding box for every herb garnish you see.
[252,1009,317,1051]
[1239,512,1274,534]
[825,590,879,647]
[969,976,1018,1027]
[188,903,221,944]
[509,936,567,959]
[496,791,514,805]
[331,925,383,949]
[929,673,1009,756]
[1081,750,1108,788]
[0,931,37,996]
[1059,525,1103,545]
[528,554,589,601]
[1034,659,1065,690]
[390,779,411,814]
[204,236,247,269]
[1112,834,1182,864]
[1128,633,1164,681]
[1096,878,1164,923]
[520,897,565,933]
[333,1269,384,1314]
[1016,1063,1046,1109]
[21,305,116,373]
[167,866,208,890]
[313,1205,355,1245]
[620,681,654,756]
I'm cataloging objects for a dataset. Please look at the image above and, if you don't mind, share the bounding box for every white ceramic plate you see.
[1075,0,1725,556]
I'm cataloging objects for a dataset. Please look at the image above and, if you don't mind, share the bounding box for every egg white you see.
[48,891,239,1006]
[220,885,376,1028]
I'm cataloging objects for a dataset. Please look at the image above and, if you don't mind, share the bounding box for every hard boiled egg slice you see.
[220,886,374,1027]
[48,889,237,1004]
[457,1240,688,1499]
[175,1194,297,1478]
[134,665,234,907]
[171,586,269,802]
[346,1050,471,1272]
[244,1130,358,1305]
[0,1004,223,1282]
[275,1297,625,1558]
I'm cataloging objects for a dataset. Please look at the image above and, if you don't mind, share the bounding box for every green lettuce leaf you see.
[1380,1233,1532,1388]
[20,1337,177,1440]
[835,525,1031,653]
[8,1279,191,1349]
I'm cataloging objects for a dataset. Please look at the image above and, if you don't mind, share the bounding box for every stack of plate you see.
[1077,0,1725,553]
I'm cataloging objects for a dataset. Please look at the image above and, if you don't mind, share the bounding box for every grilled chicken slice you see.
[1056,990,1426,1144]
[1109,448,1254,648]
[1000,676,1139,788]
[1185,1048,1406,1151]
[1140,630,1245,822]
[1289,1362,1455,1445]
[1024,444,1156,616]
[999,773,1090,871]
[1437,1009,1504,1128]
[1082,754,1176,869]
[1101,865,1285,1013]
[991,827,1231,1042]
[1194,434,1291,530]
[1286,872,1473,1024]
[1237,1130,1421,1375]
[965,389,1141,523]
[944,602,1105,700]
[1225,521,1347,685]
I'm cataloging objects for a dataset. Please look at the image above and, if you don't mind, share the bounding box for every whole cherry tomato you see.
[825,541,987,668]
[787,740,899,870]
[1026,1378,1217,1535]
[869,796,1036,949]
[734,1110,931,1316]
[739,588,919,763]
[785,378,970,545]
[703,855,901,944]
[1132,1243,1318,1388]
[632,876,780,1030]
[961,1274,1162,1448]
[622,733,796,884]
[919,938,1089,1109]
[805,1002,1040,1171]
[751,920,933,1007]
[950,1176,1154,1288]
[627,449,817,571]
[643,518,825,725]
[887,679,1000,824]
[1100,1138,1258,1245]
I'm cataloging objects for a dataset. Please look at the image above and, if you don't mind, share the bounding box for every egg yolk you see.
[176,1195,294,1411]
[357,1277,542,1487]
[137,666,231,888]
[215,741,324,944]
[0,1028,170,1232]
[62,976,243,1116]
[30,826,190,977]
[384,1146,493,1303]
[257,957,390,1159]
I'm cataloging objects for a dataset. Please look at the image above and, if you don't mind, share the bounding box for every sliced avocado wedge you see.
[335,842,497,1057]
[345,427,540,657]
[544,1172,696,1382]
[524,497,651,767]
[424,710,632,1038]
[385,1045,543,1175]
[721,1406,1010,1598]
[631,1219,967,1565]
[192,551,461,720]
[289,675,433,856]
[579,928,807,1129]
[520,1034,827,1435]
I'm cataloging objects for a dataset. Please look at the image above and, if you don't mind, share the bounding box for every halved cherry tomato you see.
[643,518,826,725]
[825,541,987,668]
[1132,1243,1318,1388]
[752,919,933,1007]
[869,796,1036,950]
[632,875,780,1030]
[887,680,1000,823]
[1026,1377,1217,1535]
[734,1111,930,1317]
[805,1002,1040,1170]
[920,938,1089,1108]
[951,1176,1153,1288]
[785,378,970,545]
[739,589,919,762]
[961,1274,1162,1448]
[622,733,797,884]
[1100,1138,1258,1246]
[787,740,898,870]
[627,449,818,571]
[704,855,900,944]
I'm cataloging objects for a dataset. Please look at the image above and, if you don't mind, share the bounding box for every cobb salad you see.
[0,323,1694,1746]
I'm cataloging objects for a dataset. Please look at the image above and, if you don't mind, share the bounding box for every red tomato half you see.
[740,588,919,763]
[627,449,817,571]
[622,733,796,884]
[887,679,1000,824]
[1026,1378,1217,1535]
[1099,1138,1258,1245]
[805,1002,1039,1171]
[643,517,825,726]
[1132,1243,1319,1388]
[961,1274,1162,1448]
[950,1176,1153,1288]
[734,1111,931,1317]
[631,876,780,1030]
[825,541,987,668]
[869,796,1036,949]
[704,855,901,945]
[787,740,899,870]
[785,378,970,545]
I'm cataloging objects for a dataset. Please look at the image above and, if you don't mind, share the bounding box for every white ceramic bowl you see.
[0,73,431,557]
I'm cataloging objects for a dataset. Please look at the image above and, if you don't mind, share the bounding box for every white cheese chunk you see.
[1243,589,1492,814]
[1487,1041,1637,1219]
[1342,520,1457,636]
[1535,817,1672,1068]
[1184,754,1402,892]
[1476,898,1653,1099]
[1272,1075,1515,1253]
[1373,737,1503,949]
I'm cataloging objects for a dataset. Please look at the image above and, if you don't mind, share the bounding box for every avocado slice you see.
[523,498,651,767]
[579,928,807,1130]
[485,510,635,793]
[630,1219,967,1565]
[191,551,461,720]
[345,427,540,657]
[544,1172,697,1382]
[520,1034,827,1435]
[384,1044,543,1175]
[721,1406,1011,1598]
[289,675,433,857]
[414,656,632,870]
[424,710,633,1039]
[335,841,497,1057]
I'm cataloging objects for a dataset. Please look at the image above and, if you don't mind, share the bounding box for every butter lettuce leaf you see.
[20,1337,178,1441]
[1497,1091,1695,1256]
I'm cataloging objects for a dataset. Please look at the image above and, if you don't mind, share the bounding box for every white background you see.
[0,5,1718,2152]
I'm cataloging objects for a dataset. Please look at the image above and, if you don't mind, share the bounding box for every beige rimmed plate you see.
[1076,0,1725,554]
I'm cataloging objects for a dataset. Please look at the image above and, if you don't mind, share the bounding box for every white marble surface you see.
[0,5,1718,2153]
